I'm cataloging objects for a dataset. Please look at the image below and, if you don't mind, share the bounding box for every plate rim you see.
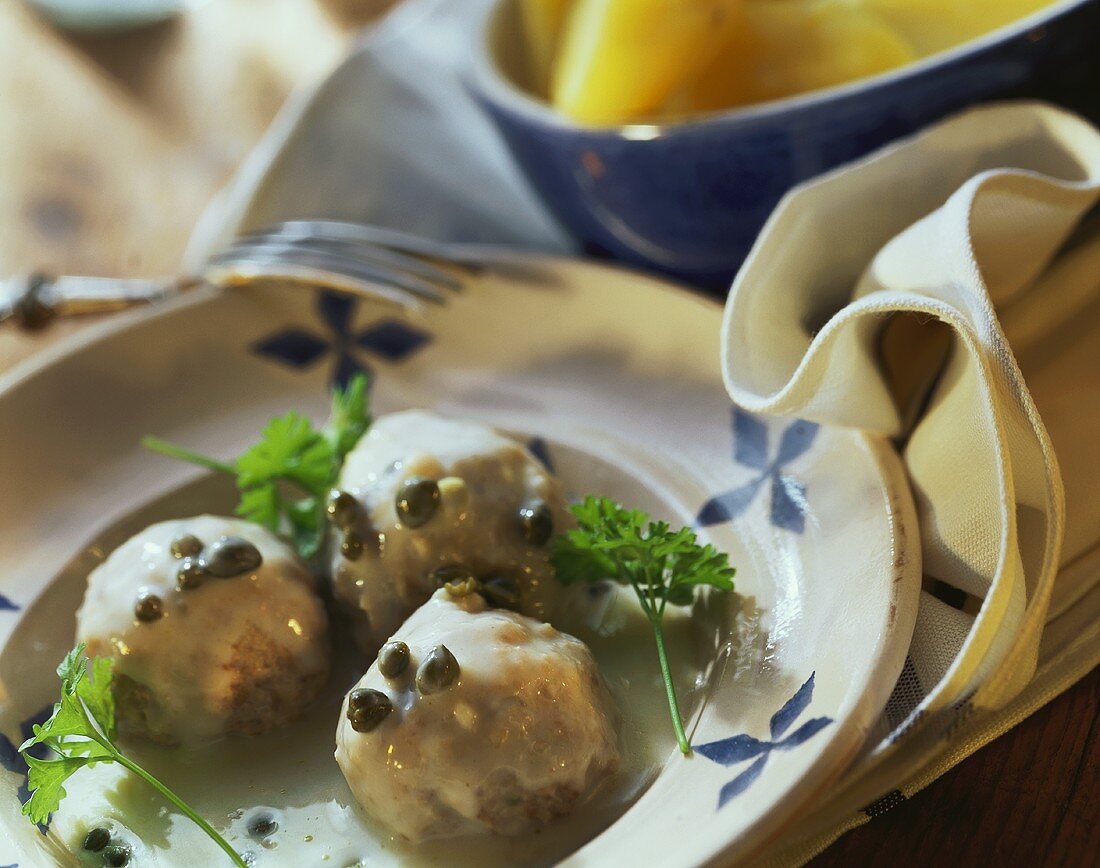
[0,251,921,867]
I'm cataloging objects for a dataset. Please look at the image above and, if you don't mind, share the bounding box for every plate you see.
[0,254,919,866]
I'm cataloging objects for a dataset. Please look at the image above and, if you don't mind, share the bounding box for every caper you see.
[481,575,521,610]
[326,489,359,529]
[176,556,205,591]
[83,826,110,852]
[103,841,132,867]
[247,811,278,838]
[517,500,553,546]
[432,564,475,588]
[134,592,164,623]
[416,645,459,695]
[340,529,364,562]
[378,641,410,679]
[201,536,263,578]
[432,564,480,598]
[346,688,393,732]
[395,477,440,528]
[170,534,203,559]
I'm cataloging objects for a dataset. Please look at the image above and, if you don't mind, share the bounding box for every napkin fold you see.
[185,0,571,271]
[726,103,1100,864]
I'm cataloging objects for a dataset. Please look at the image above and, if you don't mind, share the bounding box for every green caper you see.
[346,688,393,732]
[201,536,263,578]
[169,534,203,559]
[83,826,111,852]
[432,564,475,588]
[378,641,410,679]
[176,556,205,591]
[340,529,364,562]
[481,575,521,610]
[103,841,132,867]
[395,477,440,528]
[416,645,459,695]
[517,500,553,546]
[134,592,164,623]
[247,811,278,838]
[327,490,359,529]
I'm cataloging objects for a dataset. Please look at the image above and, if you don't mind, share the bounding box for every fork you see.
[0,221,474,330]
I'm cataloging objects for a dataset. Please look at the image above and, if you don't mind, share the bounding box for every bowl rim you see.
[469,0,1095,137]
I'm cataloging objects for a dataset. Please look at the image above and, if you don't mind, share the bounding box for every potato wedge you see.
[864,0,1052,55]
[679,0,916,113]
[519,0,574,95]
[551,0,743,124]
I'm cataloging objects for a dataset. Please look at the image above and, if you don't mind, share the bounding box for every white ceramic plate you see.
[0,255,919,866]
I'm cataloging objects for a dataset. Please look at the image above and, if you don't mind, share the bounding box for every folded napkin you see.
[186,0,571,269]
[190,1,1100,859]
[727,103,1100,864]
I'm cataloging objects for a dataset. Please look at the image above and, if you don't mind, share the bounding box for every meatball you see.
[335,589,621,841]
[75,515,331,744]
[327,410,569,652]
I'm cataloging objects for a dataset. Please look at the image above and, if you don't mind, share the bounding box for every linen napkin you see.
[725,103,1100,864]
[189,0,1100,860]
[185,0,572,271]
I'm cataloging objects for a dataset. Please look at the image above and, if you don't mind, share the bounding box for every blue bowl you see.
[470,0,1100,287]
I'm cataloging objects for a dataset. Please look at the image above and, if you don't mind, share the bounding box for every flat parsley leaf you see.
[144,374,372,560]
[236,413,334,492]
[19,646,247,865]
[325,371,372,464]
[552,496,735,754]
[23,754,96,825]
[236,484,282,534]
[19,645,118,823]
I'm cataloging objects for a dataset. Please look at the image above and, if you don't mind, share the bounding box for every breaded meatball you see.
[327,410,569,652]
[76,516,331,744]
[335,589,621,841]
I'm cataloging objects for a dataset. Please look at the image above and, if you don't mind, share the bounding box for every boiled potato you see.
[679,0,916,113]
[519,0,574,94]
[864,0,1051,55]
[551,0,743,124]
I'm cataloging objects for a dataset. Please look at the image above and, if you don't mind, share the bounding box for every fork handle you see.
[0,273,197,329]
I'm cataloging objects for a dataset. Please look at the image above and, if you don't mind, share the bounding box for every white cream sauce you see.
[50,584,703,867]
[330,411,571,652]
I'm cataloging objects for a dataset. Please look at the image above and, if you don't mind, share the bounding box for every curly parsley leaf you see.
[552,496,735,755]
[18,645,246,865]
[142,374,371,559]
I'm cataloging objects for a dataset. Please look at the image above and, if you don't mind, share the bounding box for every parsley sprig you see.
[552,497,735,755]
[142,374,371,559]
[20,645,246,866]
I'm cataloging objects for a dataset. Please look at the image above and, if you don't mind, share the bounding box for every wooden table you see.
[0,2,1095,865]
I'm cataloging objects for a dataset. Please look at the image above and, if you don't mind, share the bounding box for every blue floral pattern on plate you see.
[698,409,819,533]
[252,291,431,387]
[697,672,833,808]
[0,595,18,613]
